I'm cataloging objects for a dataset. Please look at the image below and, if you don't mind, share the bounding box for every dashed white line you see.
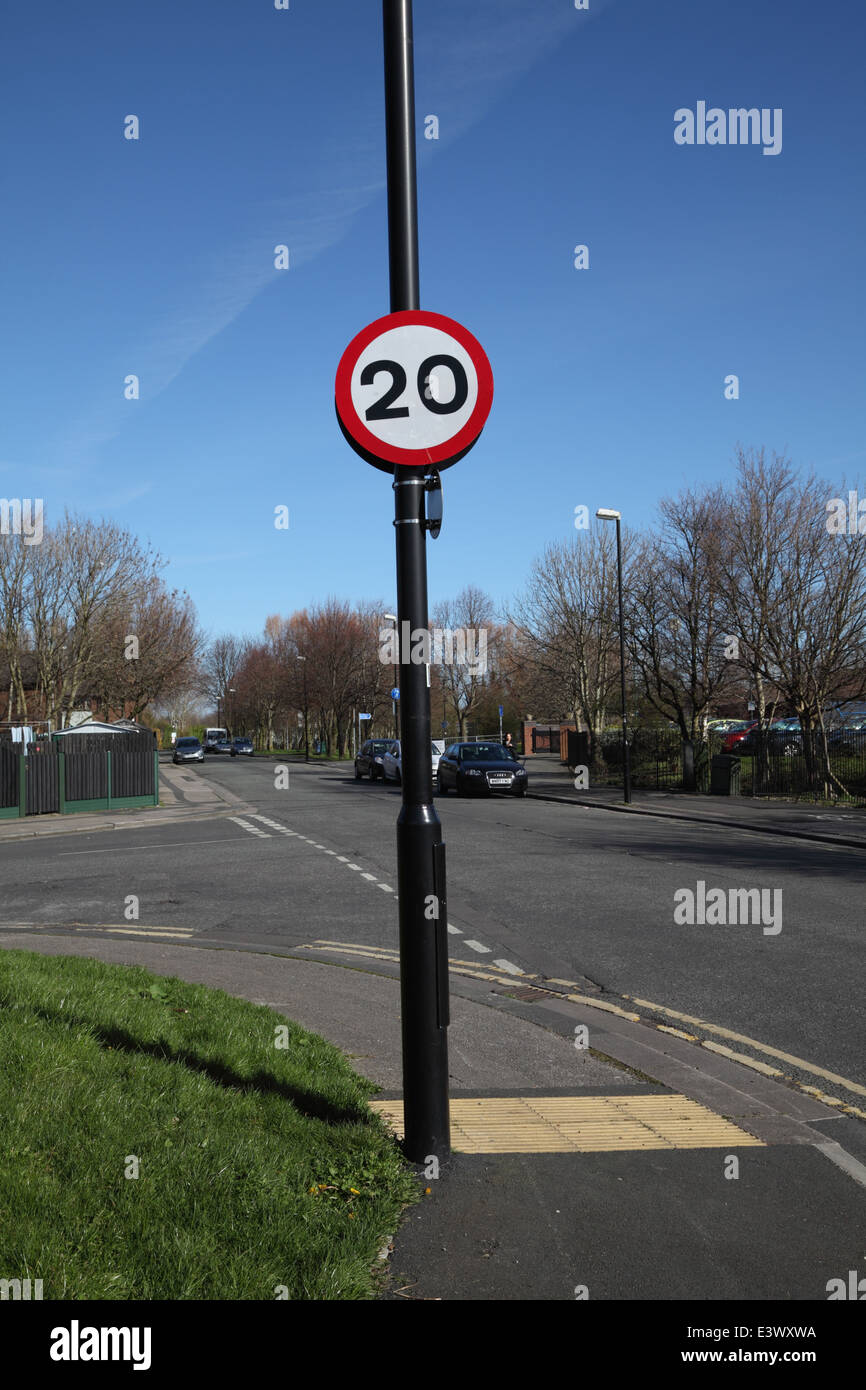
[229,817,271,839]
[447,924,462,935]
[244,815,399,896]
[493,959,523,975]
[465,940,492,954]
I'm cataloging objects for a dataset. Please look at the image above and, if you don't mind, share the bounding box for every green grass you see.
[0,951,417,1300]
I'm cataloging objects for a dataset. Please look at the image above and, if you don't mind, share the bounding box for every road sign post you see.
[335,0,492,1163]
[383,0,447,1164]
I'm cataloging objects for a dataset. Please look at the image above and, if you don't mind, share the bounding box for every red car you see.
[722,721,757,752]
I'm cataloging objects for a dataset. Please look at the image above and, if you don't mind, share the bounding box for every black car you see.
[437,742,528,797]
[354,738,396,781]
[231,737,254,757]
[173,737,204,765]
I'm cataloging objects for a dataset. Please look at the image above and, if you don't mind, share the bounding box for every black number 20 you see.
[363,354,468,421]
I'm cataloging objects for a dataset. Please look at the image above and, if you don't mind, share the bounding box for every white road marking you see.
[447,924,462,935]
[104,928,195,939]
[465,940,492,954]
[493,959,523,975]
[816,1140,866,1191]
[229,817,271,839]
[241,815,399,895]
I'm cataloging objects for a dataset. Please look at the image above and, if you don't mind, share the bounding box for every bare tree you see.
[432,585,497,739]
[627,488,734,746]
[509,529,622,763]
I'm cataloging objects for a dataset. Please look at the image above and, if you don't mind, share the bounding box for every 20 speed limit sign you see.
[335,310,493,471]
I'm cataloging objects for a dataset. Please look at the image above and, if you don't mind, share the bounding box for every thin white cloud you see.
[51,1,612,465]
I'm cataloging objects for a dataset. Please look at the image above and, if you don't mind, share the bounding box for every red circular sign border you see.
[335,309,493,468]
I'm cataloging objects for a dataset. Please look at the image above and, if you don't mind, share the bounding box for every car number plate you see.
[489,776,511,785]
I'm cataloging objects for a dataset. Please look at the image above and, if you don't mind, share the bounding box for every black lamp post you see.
[383,0,450,1162]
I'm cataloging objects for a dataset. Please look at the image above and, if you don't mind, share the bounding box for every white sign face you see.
[336,310,493,470]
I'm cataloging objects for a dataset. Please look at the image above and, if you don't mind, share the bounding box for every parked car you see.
[381,740,443,784]
[437,742,528,797]
[707,718,750,735]
[724,720,802,756]
[231,737,254,757]
[354,738,396,781]
[173,737,204,765]
[827,718,866,754]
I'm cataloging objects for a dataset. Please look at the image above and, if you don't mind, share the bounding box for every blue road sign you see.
[391,688,400,701]
[498,705,504,717]
[359,713,372,720]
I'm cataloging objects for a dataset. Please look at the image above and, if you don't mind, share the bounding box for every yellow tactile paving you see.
[370,1095,765,1153]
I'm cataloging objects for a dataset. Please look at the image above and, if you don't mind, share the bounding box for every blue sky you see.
[2,0,864,640]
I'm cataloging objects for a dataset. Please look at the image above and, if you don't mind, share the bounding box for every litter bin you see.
[710,753,740,796]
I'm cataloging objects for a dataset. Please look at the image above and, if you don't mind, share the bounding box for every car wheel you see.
[437,776,448,794]
[369,767,378,781]
[515,784,527,797]
[354,764,362,780]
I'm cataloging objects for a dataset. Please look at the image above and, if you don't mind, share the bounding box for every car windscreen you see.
[371,741,393,753]
[460,745,511,762]
[177,739,199,747]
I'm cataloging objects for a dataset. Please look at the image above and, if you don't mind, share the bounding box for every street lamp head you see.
[384,612,398,623]
[596,508,621,521]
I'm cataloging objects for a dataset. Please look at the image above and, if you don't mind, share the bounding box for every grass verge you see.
[0,950,417,1299]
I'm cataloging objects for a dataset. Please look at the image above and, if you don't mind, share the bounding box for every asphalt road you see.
[2,755,864,1101]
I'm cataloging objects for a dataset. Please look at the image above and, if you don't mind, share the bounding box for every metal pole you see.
[303,662,309,763]
[616,517,631,804]
[384,0,450,1162]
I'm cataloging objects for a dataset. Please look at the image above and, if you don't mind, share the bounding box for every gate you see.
[531,726,561,754]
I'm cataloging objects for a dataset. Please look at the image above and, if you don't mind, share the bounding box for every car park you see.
[173,737,204,765]
[436,741,528,797]
[354,738,396,781]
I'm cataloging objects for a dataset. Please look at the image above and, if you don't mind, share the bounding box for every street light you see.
[384,613,400,740]
[596,508,631,804]
[228,687,236,738]
[296,656,308,762]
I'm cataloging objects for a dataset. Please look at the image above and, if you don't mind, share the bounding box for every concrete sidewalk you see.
[3,928,864,1302]
[525,754,866,850]
[0,760,253,843]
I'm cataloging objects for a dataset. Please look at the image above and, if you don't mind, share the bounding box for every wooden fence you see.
[0,733,158,818]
